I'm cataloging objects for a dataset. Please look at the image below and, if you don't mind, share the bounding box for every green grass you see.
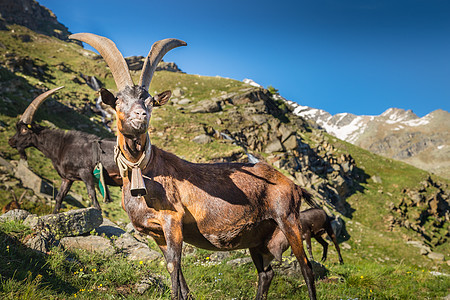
[0,222,448,299]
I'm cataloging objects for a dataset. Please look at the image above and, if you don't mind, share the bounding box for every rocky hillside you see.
[0,0,74,41]
[287,102,450,179]
[0,4,449,298]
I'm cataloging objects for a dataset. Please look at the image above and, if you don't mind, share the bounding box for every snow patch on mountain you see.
[286,101,436,144]
[243,78,262,88]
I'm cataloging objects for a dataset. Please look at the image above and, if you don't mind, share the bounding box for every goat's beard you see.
[123,136,146,157]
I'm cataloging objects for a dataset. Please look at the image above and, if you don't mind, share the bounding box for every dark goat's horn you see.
[139,39,187,91]
[70,33,134,91]
[20,86,64,124]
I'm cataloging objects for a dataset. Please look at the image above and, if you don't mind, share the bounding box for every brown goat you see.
[300,208,344,264]
[70,33,317,300]
[296,208,344,264]
[2,190,26,213]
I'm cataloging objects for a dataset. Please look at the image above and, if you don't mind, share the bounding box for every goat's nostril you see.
[132,110,147,120]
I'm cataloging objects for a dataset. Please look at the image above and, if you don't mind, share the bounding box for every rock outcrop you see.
[0,0,74,41]
[388,176,449,247]
[125,56,184,73]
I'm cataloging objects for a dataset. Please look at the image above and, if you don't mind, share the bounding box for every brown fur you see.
[2,200,20,213]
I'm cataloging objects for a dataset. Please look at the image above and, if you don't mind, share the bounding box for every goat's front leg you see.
[52,178,73,213]
[157,212,191,300]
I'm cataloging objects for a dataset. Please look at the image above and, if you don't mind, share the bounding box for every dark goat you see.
[71,33,317,300]
[299,208,344,264]
[8,88,122,213]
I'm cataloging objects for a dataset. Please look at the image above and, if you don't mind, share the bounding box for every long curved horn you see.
[20,86,64,124]
[69,33,134,91]
[139,39,187,90]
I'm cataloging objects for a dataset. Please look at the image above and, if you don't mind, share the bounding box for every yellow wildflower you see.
[139,261,143,265]
[360,276,364,279]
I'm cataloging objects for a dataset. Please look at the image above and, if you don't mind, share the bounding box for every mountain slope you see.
[288,102,450,179]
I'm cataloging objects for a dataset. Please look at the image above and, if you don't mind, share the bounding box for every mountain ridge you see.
[286,100,450,179]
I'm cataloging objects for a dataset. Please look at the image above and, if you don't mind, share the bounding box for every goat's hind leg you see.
[81,172,101,210]
[249,247,275,300]
[326,225,344,264]
[277,214,317,300]
[314,235,329,262]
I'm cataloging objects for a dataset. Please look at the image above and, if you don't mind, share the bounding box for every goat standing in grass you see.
[71,32,317,300]
[299,208,344,264]
[8,88,122,213]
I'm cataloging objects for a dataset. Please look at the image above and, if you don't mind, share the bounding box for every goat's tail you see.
[296,185,319,208]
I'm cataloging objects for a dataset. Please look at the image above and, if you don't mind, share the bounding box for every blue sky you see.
[39,0,450,117]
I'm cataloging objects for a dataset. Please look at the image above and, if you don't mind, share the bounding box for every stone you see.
[25,231,56,254]
[295,172,310,186]
[0,156,14,173]
[190,100,221,113]
[135,275,167,294]
[114,233,162,262]
[341,161,352,174]
[371,175,382,184]
[178,99,191,105]
[14,159,54,198]
[251,114,268,125]
[24,207,103,238]
[279,126,295,143]
[226,257,252,267]
[427,252,445,261]
[340,242,351,250]
[192,134,213,144]
[265,138,284,153]
[209,251,232,262]
[126,222,137,233]
[172,87,184,98]
[282,134,298,151]
[406,241,431,254]
[60,235,115,256]
[332,175,349,197]
[94,218,126,239]
[0,209,31,222]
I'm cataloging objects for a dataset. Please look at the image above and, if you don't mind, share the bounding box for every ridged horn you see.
[139,39,187,90]
[20,86,64,124]
[69,33,134,91]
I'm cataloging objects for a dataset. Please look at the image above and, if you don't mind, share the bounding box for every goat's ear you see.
[153,90,171,107]
[99,88,117,108]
